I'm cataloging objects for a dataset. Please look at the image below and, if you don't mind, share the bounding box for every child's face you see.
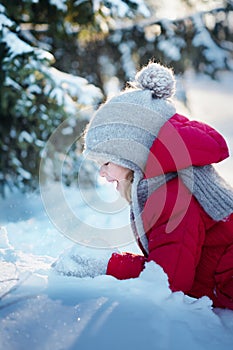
[99,162,132,198]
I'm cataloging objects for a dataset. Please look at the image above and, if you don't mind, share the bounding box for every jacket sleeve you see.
[143,178,206,292]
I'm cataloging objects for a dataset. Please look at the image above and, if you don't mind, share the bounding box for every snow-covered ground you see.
[1,72,233,350]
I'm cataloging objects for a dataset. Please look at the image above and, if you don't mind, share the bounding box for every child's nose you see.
[99,165,106,177]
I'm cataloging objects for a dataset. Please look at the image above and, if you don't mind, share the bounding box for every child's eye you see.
[104,162,110,166]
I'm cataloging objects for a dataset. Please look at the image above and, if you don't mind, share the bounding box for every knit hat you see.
[84,62,176,172]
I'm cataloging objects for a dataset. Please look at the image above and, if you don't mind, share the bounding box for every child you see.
[68,62,233,309]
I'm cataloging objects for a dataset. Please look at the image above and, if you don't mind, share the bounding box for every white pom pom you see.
[134,62,175,99]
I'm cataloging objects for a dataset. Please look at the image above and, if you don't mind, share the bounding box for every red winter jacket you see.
[106,113,233,309]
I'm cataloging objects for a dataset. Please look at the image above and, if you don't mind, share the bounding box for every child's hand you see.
[52,245,117,278]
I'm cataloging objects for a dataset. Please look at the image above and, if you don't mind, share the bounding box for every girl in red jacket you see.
[83,62,233,309]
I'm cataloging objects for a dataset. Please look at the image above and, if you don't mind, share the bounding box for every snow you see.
[17,168,32,180]
[158,38,183,61]
[2,28,34,58]
[46,67,103,107]
[154,0,225,20]
[92,0,150,18]
[131,0,150,18]
[19,131,34,144]
[157,19,186,61]
[192,14,228,71]
[1,22,53,64]
[0,13,14,29]
[50,0,67,12]
[118,42,137,79]
[1,72,233,349]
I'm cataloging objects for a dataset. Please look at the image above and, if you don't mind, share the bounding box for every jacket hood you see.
[144,113,229,178]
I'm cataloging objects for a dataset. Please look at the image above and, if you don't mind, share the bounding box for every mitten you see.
[52,244,117,278]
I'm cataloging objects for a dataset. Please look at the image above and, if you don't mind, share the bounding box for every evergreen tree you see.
[0,4,103,196]
[0,0,232,196]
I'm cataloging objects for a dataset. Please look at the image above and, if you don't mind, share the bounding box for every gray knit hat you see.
[84,62,176,172]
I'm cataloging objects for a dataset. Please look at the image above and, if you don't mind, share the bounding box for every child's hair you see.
[122,170,134,203]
